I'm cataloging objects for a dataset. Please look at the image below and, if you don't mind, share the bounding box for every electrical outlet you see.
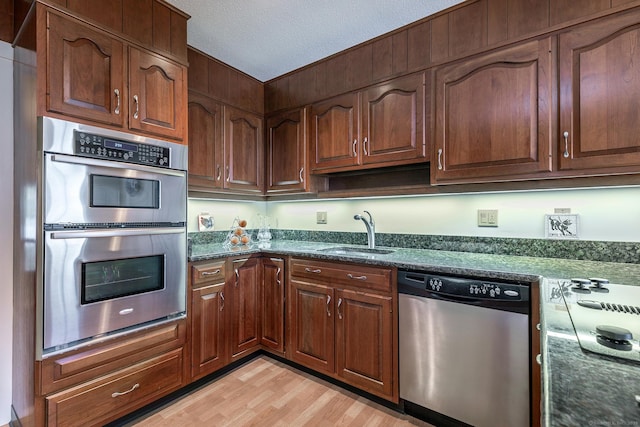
[316,211,327,224]
[478,209,498,227]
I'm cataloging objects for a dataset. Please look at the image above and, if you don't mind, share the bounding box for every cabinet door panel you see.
[310,93,359,171]
[129,47,185,141]
[335,289,393,398]
[260,258,285,353]
[559,9,640,171]
[188,93,223,189]
[362,73,426,165]
[47,11,125,127]
[434,37,553,183]
[267,108,307,193]
[289,280,334,374]
[224,107,264,192]
[229,258,260,359]
[191,283,226,379]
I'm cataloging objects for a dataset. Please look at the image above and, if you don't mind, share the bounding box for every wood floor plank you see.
[125,355,433,427]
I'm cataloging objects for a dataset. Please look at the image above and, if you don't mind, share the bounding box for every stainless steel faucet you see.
[354,210,375,248]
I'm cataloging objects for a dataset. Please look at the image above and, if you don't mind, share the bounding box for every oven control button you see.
[504,290,519,297]
[577,300,603,310]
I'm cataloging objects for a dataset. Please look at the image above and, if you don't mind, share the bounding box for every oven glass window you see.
[81,255,165,304]
[90,175,160,209]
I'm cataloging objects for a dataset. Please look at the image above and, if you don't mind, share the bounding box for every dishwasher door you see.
[399,293,530,427]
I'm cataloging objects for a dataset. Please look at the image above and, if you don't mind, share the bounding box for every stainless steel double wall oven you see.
[40,117,188,354]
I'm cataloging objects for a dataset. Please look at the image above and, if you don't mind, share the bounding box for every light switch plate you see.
[477,209,498,227]
[316,211,327,224]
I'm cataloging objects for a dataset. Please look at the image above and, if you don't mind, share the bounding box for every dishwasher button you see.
[504,290,519,297]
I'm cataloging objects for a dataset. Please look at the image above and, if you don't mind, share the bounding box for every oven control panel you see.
[74,131,170,167]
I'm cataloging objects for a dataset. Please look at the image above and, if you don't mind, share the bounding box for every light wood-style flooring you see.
[125,355,433,427]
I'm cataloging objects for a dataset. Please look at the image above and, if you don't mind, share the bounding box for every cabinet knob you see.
[563,131,570,158]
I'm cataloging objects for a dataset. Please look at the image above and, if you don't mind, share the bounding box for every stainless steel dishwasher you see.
[398,270,530,427]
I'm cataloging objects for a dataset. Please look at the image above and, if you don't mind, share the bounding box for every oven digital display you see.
[104,138,138,152]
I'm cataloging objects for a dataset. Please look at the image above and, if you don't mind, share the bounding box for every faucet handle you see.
[363,210,374,225]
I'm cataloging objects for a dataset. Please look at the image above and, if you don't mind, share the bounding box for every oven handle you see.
[49,227,185,239]
[49,153,186,178]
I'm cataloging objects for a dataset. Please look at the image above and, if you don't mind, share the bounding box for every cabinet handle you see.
[299,167,304,183]
[536,354,542,365]
[437,148,443,170]
[326,295,331,317]
[226,166,230,182]
[276,267,282,286]
[111,383,139,398]
[363,137,369,155]
[347,273,367,281]
[352,139,357,156]
[305,267,322,274]
[114,89,120,115]
[219,291,225,311]
[337,297,343,320]
[563,131,570,158]
[202,269,221,276]
[133,95,139,119]
[234,268,239,287]
[216,165,221,181]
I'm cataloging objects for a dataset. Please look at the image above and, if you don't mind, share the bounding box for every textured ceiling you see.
[166,0,465,82]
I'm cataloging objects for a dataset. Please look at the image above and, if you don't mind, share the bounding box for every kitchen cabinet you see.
[187,93,224,190]
[310,72,426,174]
[44,7,186,142]
[224,107,264,193]
[228,257,261,360]
[190,261,227,380]
[558,7,640,174]
[260,257,286,354]
[288,258,397,402]
[433,37,554,184]
[266,108,309,193]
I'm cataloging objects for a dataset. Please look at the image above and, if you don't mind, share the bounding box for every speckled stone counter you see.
[189,240,640,426]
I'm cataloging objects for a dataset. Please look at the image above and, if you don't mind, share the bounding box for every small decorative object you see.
[257,213,272,243]
[545,214,578,239]
[224,217,251,247]
[198,213,214,231]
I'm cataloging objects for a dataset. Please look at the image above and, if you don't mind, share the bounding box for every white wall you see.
[187,199,267,233]
[0,40,14,425]
[266,186,640,242]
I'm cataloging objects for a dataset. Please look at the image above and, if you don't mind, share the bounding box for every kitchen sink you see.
[317,246,395,256]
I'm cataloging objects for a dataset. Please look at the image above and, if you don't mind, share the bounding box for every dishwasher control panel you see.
[399,270,530,303]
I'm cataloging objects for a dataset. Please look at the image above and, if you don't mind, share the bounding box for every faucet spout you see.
[354,210,375,248]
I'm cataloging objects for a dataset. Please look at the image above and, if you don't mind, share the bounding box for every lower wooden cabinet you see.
[260,257,286,354]
[288,258,398,402]
[229,257,261,360]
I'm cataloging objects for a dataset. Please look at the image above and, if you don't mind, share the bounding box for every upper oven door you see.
[44,153,186,225]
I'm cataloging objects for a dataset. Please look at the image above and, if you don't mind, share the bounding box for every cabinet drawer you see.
[290,258,392,293]
[46,348,184,427]
[192,260,226,288]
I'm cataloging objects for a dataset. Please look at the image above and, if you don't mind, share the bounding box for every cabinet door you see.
[224,106,264,192]
[266,108,308,193]
[433,37,553,184]
[47,11,125,127]
[335,289,394,399]
[310,93,360,172]
[260,257,285,353]
[361,72,427,166]
[289,280,335,374]
[229,258,260,359]
[559,9,640,172]
[129,47,186,141]
[191,283,226,380]
[188,92,224,190]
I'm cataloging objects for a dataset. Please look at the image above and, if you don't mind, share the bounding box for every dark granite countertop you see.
[190,240,640,426]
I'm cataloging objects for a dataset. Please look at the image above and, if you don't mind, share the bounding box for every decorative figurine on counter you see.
[224,217,251,248]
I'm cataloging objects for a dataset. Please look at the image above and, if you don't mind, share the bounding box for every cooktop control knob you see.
[571,278,592,293]
[589,277,610,292]
[595,325,634,351]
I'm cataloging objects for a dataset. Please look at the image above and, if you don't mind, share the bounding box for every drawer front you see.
[46,348,184,427]
[290,258,392,292]
[192,260,226,288]
[40,320,186,395]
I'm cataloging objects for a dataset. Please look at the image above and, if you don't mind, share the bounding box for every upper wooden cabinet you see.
[433,37,554,184]
[187,92,224,190]
[266,108,309,193]
[558,8,640,174]
[310,73,427,174]
[224,106,265,193]
[42,6,187,142]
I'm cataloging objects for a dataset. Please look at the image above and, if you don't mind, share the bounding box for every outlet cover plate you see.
[316,211,327,224]
[477,209,498,227]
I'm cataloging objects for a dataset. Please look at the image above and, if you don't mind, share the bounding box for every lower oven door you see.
[43,227,186,353]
